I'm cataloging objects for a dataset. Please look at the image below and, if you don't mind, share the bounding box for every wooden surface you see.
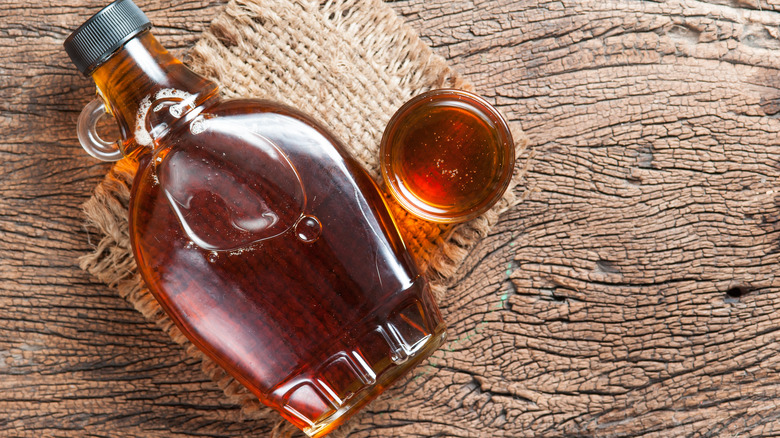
[3,0,780,436]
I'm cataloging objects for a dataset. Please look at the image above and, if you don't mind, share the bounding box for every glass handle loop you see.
[77,98,123,162]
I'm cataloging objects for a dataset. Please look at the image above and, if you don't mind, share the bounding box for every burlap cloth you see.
[79,0,529,436]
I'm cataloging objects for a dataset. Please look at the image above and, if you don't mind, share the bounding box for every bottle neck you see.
[91,30,219,158]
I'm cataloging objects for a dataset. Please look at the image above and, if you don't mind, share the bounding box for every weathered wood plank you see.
[4,0,780,436]
[377,0,780,436]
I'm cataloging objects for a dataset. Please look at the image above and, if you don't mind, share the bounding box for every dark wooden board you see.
[3,0,780,436]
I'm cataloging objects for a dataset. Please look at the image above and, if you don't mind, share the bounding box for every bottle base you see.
[302,325,447,438]
[264,282,447,437]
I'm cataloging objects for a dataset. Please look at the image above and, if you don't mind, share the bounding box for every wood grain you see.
[3,0,780,436]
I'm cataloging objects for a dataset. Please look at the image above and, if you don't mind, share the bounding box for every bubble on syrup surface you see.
[294,215,322,243]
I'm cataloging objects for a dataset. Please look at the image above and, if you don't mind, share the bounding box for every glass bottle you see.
[64,1,446,436]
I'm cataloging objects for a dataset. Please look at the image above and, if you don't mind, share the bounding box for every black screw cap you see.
[64,0,151,76]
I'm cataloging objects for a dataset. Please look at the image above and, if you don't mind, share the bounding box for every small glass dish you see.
[380,89,515,224]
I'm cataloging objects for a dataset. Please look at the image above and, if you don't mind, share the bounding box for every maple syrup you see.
[381,89,515,223]
[64,1,445,436]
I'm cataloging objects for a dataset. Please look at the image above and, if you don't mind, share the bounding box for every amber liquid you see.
[93,32,445,437]
[382,90,514,223]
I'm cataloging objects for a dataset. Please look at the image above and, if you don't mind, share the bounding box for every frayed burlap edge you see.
[79,0,530,436]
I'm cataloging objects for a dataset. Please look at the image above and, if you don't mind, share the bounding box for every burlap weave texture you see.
[80,0,529,436]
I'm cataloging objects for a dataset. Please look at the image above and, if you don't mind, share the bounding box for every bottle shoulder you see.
[197,98,355,165]
[204,98,330,133]
[138,97,339,154]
